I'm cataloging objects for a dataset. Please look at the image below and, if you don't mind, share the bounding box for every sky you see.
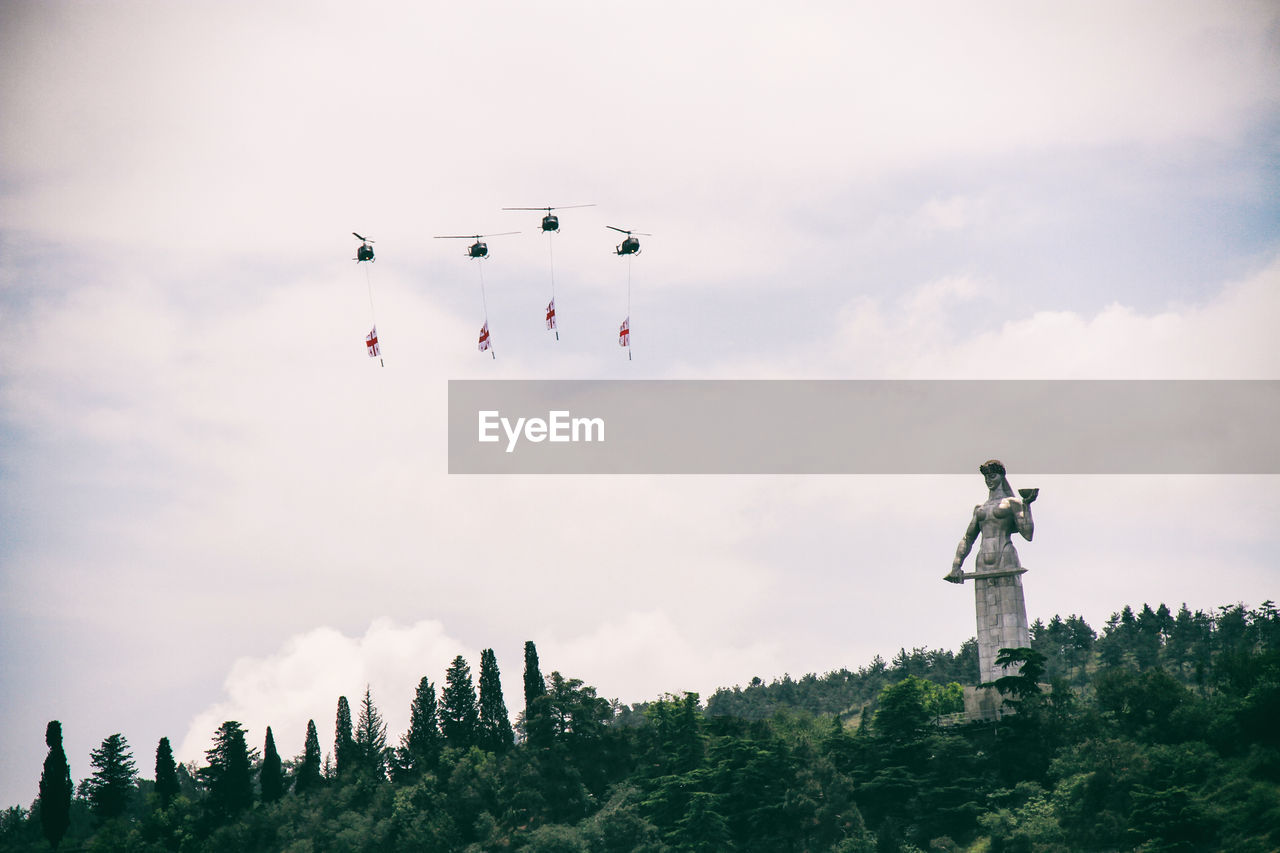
[2,0,1278,810]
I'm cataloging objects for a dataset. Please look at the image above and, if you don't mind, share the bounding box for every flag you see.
[545,298,557,331]
[618,316,630,347]
[478,321,491,352]
[365,326,380,358]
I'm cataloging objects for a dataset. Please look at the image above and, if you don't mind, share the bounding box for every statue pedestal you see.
[952,568,1031,695]
[962,685,1011,722]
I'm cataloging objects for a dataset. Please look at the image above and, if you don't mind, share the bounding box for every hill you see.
[2,600,1277,852]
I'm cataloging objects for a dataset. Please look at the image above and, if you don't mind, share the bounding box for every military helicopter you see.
[502,204,596,233]
[434,232,520,259]
[608,225,650,256]
[353,232,375,262]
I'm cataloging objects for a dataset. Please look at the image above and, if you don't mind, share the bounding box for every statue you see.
[945,459,1038,583]
[944,459,1040,718]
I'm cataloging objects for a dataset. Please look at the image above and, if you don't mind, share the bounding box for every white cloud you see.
[759,256,1280,379]
[4,2,1277,255]
[541,610,783,706]
[178,619,475,766]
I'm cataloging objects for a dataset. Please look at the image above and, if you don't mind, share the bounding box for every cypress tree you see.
[261,726,285,803]
[441,655,480,749]
[523,640,552,748]
[478,648,514,753]
[154,736,180,808]
[334,696,355,779]
[401,676,443,775]
[200,721,255,818]
[88,732,137,821]
[354,685,388,780]
[295,719,323,793]
[38,721,72,849]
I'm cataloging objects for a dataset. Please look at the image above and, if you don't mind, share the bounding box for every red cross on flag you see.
[478,321,491,352]
[545,298,557,331]
[618,316,630,347]
[366,326,380,358]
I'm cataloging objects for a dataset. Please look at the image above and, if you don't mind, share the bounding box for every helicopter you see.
[502,204,596,233]
[434,232,520,259]
[353,232,375,262]
[608,225,650,256]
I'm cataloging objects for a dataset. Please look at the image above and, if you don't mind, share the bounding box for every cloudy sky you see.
[2,1,1278,808]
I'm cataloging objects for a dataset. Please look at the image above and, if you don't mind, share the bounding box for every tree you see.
[441,655,480,749]
[295,719,323,793]
[87,732,137,822]
[400,676,443,775]
[989,647,1047,700]
[646,692,705,775]
[524,640,552,748]
[671,791,733,853]
[335,696,355,779]
[261,726,285,803]
[38,721,72,849]
[155,736,180,808]
[478,648,514,753]
[200,721,255,818]
[873,676,961,743]
[354,685,389,780]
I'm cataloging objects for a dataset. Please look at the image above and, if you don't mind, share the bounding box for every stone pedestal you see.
[950,567,1030,719]
[962,685,1007,722]
[972,568,1030,685]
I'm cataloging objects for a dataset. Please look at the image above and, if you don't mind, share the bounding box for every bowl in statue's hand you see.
[1018,488,1038,503]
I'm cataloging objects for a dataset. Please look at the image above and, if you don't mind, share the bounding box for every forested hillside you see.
[3,602,1277,852]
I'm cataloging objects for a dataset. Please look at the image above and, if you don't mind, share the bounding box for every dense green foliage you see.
[399,677,443,778]
[442,655,481,751]
[4,601,1278,852]
[86,733,137,823]
[294,720,323,794]
[524,641,553,749]
[353,687,389,781]
[707,639,980,723]
[479,649,515,755]
[154,737,180,810]
[260,728,285,804]
[199,721,256,820]
[37,721,71,850]
[333,697,354,781]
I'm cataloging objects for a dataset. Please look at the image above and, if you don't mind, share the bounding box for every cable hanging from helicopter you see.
[608,226,649,360]
[503,205,596,341]
[434,232,519,358]
[352,232,383,366]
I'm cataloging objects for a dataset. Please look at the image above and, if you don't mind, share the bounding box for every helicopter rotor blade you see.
[434,235,481,240]
[480,231,521,238]
[353,232,370,242]
[606,225,630,234]
[504,204,596,212]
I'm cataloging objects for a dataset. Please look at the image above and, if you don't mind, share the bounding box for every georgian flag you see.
[477,321,491,352]
[618,316,630,347]
[365,326,380,358]
[545,298,557,331]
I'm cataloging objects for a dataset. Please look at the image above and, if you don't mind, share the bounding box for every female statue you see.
[945,459,1037,582]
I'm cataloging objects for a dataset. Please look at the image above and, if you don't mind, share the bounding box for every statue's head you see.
[979,459,1005,478]
[980,459,1008,493]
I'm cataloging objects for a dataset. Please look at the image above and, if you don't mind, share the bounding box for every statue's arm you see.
[1016,498,1034,541]
[952,506,980,571]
